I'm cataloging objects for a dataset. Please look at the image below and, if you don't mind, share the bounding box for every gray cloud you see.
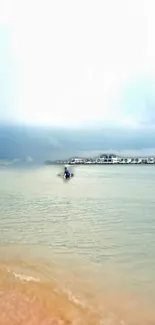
[0,124,155,162]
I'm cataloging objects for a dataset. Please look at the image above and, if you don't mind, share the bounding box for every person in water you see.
[64,167,70,179]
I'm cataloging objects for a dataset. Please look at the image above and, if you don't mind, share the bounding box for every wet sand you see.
[0,252,155,325]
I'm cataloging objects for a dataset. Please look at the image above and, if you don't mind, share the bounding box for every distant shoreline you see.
[44,154,155,166]
[45,163,155,166]
[44,161,155,166]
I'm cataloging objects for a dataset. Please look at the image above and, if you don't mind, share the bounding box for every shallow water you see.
[0,165,155,324]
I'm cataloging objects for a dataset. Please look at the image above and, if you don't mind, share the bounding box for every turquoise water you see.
[0,165,155,324]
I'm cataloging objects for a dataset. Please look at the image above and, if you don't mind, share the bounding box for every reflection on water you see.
[0,166,155,324]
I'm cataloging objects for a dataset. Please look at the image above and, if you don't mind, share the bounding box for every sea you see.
[0,165,155,325]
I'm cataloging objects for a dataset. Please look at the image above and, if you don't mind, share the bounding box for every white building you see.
[111,157,120,164]
[70,158,84,164]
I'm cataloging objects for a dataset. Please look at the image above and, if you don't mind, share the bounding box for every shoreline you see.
[45,162,155,166]
[45,154,155,166]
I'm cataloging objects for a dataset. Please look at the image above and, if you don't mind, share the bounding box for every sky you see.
[1,0,155,128]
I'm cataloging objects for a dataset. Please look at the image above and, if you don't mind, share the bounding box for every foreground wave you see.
[0,255,154,325]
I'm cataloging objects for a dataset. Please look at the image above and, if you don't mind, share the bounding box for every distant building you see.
[111,157,120,164]
[69,158,84,164]
[95,154,118,164]
[46,153,155,165]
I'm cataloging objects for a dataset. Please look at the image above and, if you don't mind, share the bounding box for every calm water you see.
[0,165,155,324]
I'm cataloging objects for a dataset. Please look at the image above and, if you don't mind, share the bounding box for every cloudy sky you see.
[1,0,155,128]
